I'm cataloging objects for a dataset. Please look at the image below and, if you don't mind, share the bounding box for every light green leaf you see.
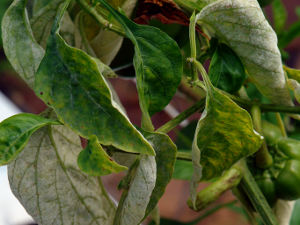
[271,0,287,33]
[0,113,60,166]
[198,0,292,105]
[114,155,157,225]
[142,132,177,220]
[35,1,155,156]
[8,125,116,225]
[98,0,183,128]
[78,135,127,176]
[2,0,45,87]
[284,65,300,83]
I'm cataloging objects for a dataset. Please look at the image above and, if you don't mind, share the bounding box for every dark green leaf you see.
[2,0,45,87]
[35,1,155,156]
[0,113,60,166]
[209,44,246,94]
[278,21,300,48]
[97,0,183,126]
[0,0,11,46]
[271,0,287,33]
[78,135,127,176]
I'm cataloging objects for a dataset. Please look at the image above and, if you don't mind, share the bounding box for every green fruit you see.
[256,173,277,206]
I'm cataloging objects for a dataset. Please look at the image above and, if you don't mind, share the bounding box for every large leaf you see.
[78,135,127,176]
[34,1,155,156]
[8,125,116,225]
[2,0,45,87]
[114,155,156,225]
[198,0,292,105]
[0,113,60,166]
[98,0,183,127]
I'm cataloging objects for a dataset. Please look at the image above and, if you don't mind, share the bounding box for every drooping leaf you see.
[208,43,246,94]
[284,65,300,83]
[198,0,292,105]
[0,113,60,166]
[35,1,155,156]
[2,0,45,87]
[98,0,183,126]
[114,155,157,225]
[8,125,116,225]
[78,135,127,176]
[142,132,177,220]
[271,0,287,33]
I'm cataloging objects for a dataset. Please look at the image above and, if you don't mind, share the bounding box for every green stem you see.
[251,106,273,168]
[76,0,125,36]
[176,151,193,161]
[189,12,199,82]
[239,160,279,225]
[275,113,287,137]
[156,99,205,133]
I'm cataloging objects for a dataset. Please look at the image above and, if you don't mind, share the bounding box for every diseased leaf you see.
[8,125,116,225]
[2,0,45,87]
[198,0,292,105]
[0,113,60,166]
[208,43,246,94]
[142,132,177,220]
[35,1,155,156]
[98,0,183,127]
[78,135,127,176]
[114,155,156,225]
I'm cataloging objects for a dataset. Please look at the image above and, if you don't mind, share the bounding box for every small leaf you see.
[98,0,183,126]
[284,65,300,83]
[8,125,116,225]
[114,155,157,225]
[208,43,246,94]
[2,0,45,87]
[0,113,60,166]
[35,1,155,156]
[288,79,300,104]
[78,135,127,176]
[198,0,292,105]
[271,0,287,33]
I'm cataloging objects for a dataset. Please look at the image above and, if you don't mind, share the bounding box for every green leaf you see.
[284,65,300,83]
[290,199,300,225]
[8,125,116,225]
[0,113,60,166]
[97,0,183,127]
[288,79,300,104]
[114,155,156,225]
[35,1,155,156]
[78,135,127,176]
[142,132,177,220]
[278,21,300,48]
[271,0,287,33]
[198,0,292,105]
[2,0,45,87]
[208,43,246,94]
[0,0,11,46]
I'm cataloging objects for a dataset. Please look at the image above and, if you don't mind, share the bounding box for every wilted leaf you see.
[78,135,127,176]
[2,0,45,87]
[114,155,156,225]
[98,0,183,128]
[198,0,292,105]
[0,113,60,166]
[35,1,155,156]
[8,125,116,225]
[208,43,246,94]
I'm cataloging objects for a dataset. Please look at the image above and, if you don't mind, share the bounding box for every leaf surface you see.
[8,125,116,225]
[35,1,155,156]
[0,113,60,166]
[2,0,44,87]
[198,0,292,105]
[98,0,183,127]
[78,135,127,176]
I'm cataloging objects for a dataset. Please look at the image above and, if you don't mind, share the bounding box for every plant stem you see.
[76,0,125,36]
[189,12,199,82]
[251,106,273,168]
[156,99,205,133]
[176,151,193,161]
[275,113,287,137]
[239,160,279,225]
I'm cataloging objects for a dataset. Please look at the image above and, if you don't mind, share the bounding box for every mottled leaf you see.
[8,125,116,225]
[2,0,44,87]
[142,132,177,220]
[35,1,155,156]
[98,0,183,127]
[78,135,127,176]
[114,155,156,225]
[198,0,292,105]
[0,113,60,166]
[209,43,246,93]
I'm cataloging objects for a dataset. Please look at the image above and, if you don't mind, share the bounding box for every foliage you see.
[1,0,300,225]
